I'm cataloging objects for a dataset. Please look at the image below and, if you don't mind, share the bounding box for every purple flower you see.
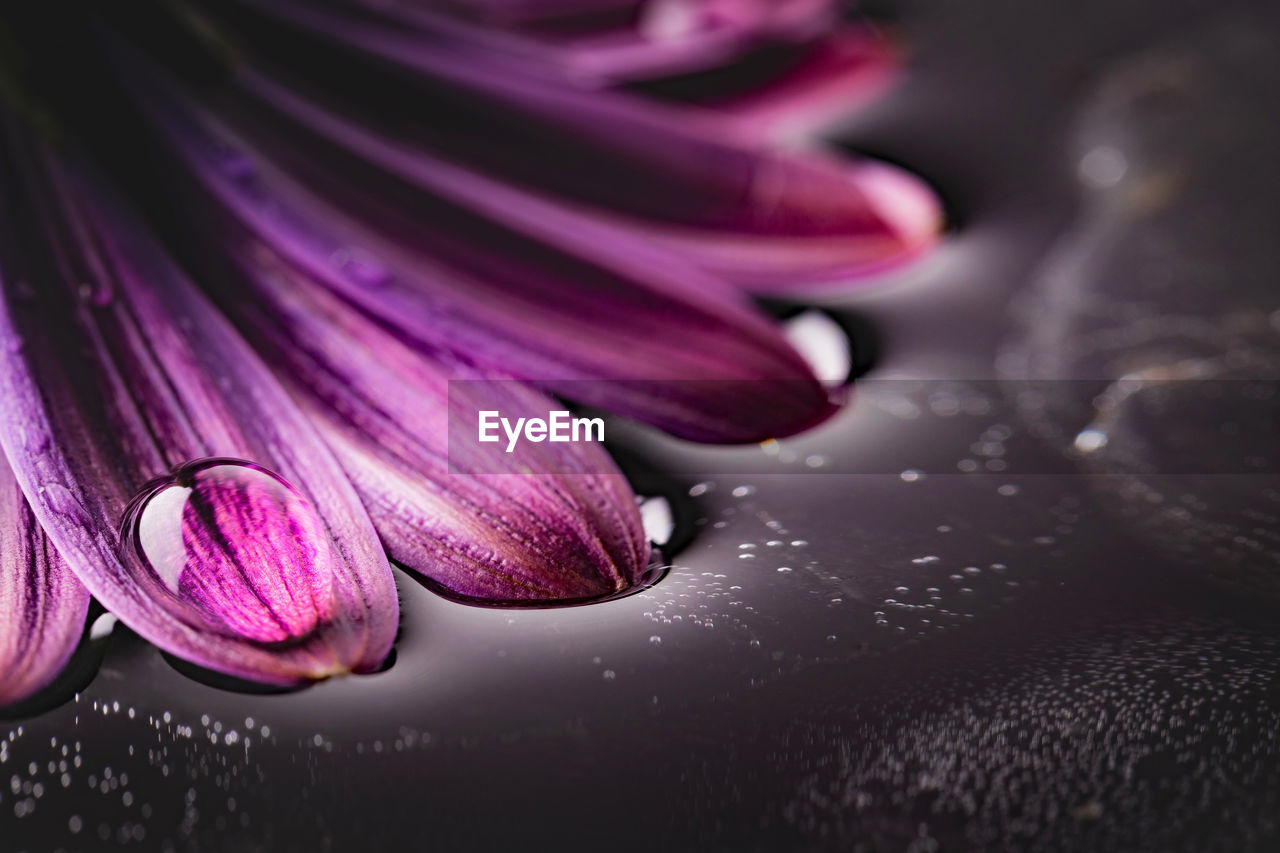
[0,0,940,700]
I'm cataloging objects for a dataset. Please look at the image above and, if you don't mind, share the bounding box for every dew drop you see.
[88,614,117,641]
[119,458,337,645]
[639,496,675,546]
[1078,145,1128,188]
[784,311,852,385]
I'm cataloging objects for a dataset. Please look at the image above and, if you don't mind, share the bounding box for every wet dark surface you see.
[4,0,1280,850]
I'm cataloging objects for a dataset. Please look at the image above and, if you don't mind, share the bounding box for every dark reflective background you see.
[4,0,1280,850]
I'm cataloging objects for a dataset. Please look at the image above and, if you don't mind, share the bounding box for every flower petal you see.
[356,0,841,85]
[0,117,398,685]
[203,235,652,603]
[671,27,901,148]
[108,52,836,443]
[193,0,940,291]
[0,453,90,708]
[416,0,644,25]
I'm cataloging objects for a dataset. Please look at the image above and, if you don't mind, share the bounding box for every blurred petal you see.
[211,239,652,603]
[113,55,836,442]
[0,118,398,685]
[359,0,840,84]
[430,0,641,24]
[687,27,900,147]
[646,156,943,290]
[193,0,942,291]
[0,453,90,708]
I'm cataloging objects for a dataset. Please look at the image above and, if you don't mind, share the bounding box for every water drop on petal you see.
[120,459,337,646]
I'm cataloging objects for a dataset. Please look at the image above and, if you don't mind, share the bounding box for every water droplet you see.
[1074,428,1109,453]
[1078,146,1128,188]
[784,311,852,385]
[88,614,117,641]
[120,458,337,644]
[639,496,674,546]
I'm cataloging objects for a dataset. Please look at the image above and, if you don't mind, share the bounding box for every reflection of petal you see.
[0,454,90,707]
[214,242,651,603]
[1002,25,1280,596]
[117,58,836,443]
[0,120,398,685]
[186,0,941,290]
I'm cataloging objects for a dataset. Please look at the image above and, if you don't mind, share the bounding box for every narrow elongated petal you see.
[208,243,650,602]
[676,28,899,148]
[424,0,643,25]
[0,118,398,685]
[196,0,941,289]
[0,453,90,708]
[110,55,836,443]
[434,0,826,30]
[358,0,840,84]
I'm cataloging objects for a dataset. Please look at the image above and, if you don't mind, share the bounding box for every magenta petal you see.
[191,0,943,290]
[117,62,836,443]
[639,156,944,292]
[418,0,642,25]
[690,27,901,147]
[214,251,651,602]
[358,0,840,84]
[0,453,90,708]
[0,119,398,685]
